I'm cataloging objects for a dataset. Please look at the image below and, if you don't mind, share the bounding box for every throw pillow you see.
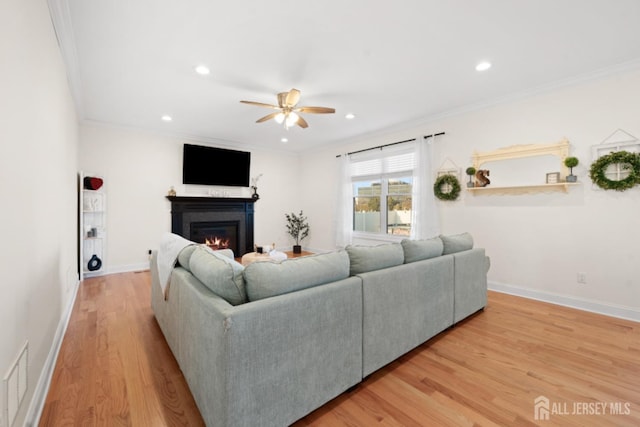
[346,243,404,275]
[177,244,198,271]
[401,237,444,263]
[189,246,247,305]
[440,232,474,255]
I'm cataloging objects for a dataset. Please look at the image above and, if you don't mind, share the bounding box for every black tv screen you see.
[182,144,251,186]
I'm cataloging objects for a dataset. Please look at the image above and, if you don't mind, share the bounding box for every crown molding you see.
[47,0,84,119]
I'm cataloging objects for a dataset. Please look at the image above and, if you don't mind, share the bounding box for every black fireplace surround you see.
[166,196,255,256]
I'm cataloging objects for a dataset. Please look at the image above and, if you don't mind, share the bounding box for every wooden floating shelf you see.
[466,182,581,195]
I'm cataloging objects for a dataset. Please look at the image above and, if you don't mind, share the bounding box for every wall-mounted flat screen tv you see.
[182,144,251,186]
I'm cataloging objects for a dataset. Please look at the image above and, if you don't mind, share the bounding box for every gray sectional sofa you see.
[151,232,489,427]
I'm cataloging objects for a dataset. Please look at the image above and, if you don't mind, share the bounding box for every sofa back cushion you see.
[346,243,404,275]
[401,237,444,263]
[244,251,350,302]
[440,232,474,254]
[188,247,247,305]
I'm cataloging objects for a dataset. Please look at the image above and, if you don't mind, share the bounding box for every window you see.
[349,146,414,237]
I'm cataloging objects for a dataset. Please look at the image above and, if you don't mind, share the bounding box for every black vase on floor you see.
[293,245,302,254]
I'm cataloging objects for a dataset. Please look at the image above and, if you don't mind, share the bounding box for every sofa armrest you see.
[452,248,488,323]
[177,275,363,427]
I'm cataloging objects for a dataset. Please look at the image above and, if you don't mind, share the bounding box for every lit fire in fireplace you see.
[205,236,230,250]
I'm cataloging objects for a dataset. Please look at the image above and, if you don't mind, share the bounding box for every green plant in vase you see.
[564,157,579,182]
[285,210,310,254]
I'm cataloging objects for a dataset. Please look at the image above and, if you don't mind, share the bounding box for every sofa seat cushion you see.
[401,237,443,263]
[346,243,404,275]
[244,251,350,301]
[188,247,247,305]
[440,232,474,254]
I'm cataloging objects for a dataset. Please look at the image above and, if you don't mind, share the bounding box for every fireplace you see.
[166,196,256,256]
[190,221,239,254]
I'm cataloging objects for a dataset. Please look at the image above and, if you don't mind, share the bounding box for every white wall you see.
[299,68,640,320]
[76,67,640,321]
[78,124,302,270]
[0,0,79,425]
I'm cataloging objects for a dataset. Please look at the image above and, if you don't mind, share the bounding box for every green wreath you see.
[433,174,461,201]
[589,151,640,191]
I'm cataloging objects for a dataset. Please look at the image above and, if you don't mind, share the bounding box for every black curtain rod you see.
[336,132,445,157]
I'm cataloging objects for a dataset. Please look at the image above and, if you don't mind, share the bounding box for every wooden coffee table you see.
[240,250,314,266]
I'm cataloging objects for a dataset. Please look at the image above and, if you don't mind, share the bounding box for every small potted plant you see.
[564,157,579,182]
[285,210,310,254]
[465,167,476,188]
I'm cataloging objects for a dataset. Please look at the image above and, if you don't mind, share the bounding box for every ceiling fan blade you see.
[296,106,335,114]
[277,92,288,108]
[296,115,309,128]
[240,100,280,109]
[285,88,301,107]
[256,112,281,123]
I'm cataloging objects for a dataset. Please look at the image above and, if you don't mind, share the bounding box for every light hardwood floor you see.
[40,271,640,426]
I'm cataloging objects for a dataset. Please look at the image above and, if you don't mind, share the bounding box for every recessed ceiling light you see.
[281,137,288,143]
[345,113,355,119]
[161,115,172,122]
[194,65,210,75]
[475,61,492,72]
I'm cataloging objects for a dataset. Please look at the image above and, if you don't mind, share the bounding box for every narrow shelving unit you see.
[79,172,106,279]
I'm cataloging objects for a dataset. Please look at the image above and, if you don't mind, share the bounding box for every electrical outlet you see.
[577,272,587,284]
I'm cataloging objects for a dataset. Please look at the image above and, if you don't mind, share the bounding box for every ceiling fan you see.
[240,88,335,129]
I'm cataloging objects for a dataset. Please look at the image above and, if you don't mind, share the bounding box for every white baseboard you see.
[107,262,151,274]
[23,279,80,426]
[84,262,151,278]
[488,281,640,322]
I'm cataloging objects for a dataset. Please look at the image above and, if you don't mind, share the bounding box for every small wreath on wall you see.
[433,174,461,201]
[589,151,640,191]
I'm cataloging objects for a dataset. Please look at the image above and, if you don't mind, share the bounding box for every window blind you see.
[350,145,415,178]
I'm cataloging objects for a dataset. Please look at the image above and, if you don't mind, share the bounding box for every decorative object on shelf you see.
[285,210,310,254]
[433,174,461,201]
[465,167,476,188]
[83,176,104,190]
[564,157,579,182]
[87,254,102,271]
[589,151,640,191]
[475,169,491,187]
[546,172,560,184]
[167,186,176,197]
[250,173,263,200]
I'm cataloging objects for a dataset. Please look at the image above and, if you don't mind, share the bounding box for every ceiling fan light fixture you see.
[285,112,299,128]
[240,88,334,130]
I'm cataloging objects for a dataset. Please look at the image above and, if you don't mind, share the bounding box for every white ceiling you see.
[51,0,640,152]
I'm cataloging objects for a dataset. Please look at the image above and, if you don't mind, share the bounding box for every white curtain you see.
[334,153,353,247]
[410,135,440,239]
